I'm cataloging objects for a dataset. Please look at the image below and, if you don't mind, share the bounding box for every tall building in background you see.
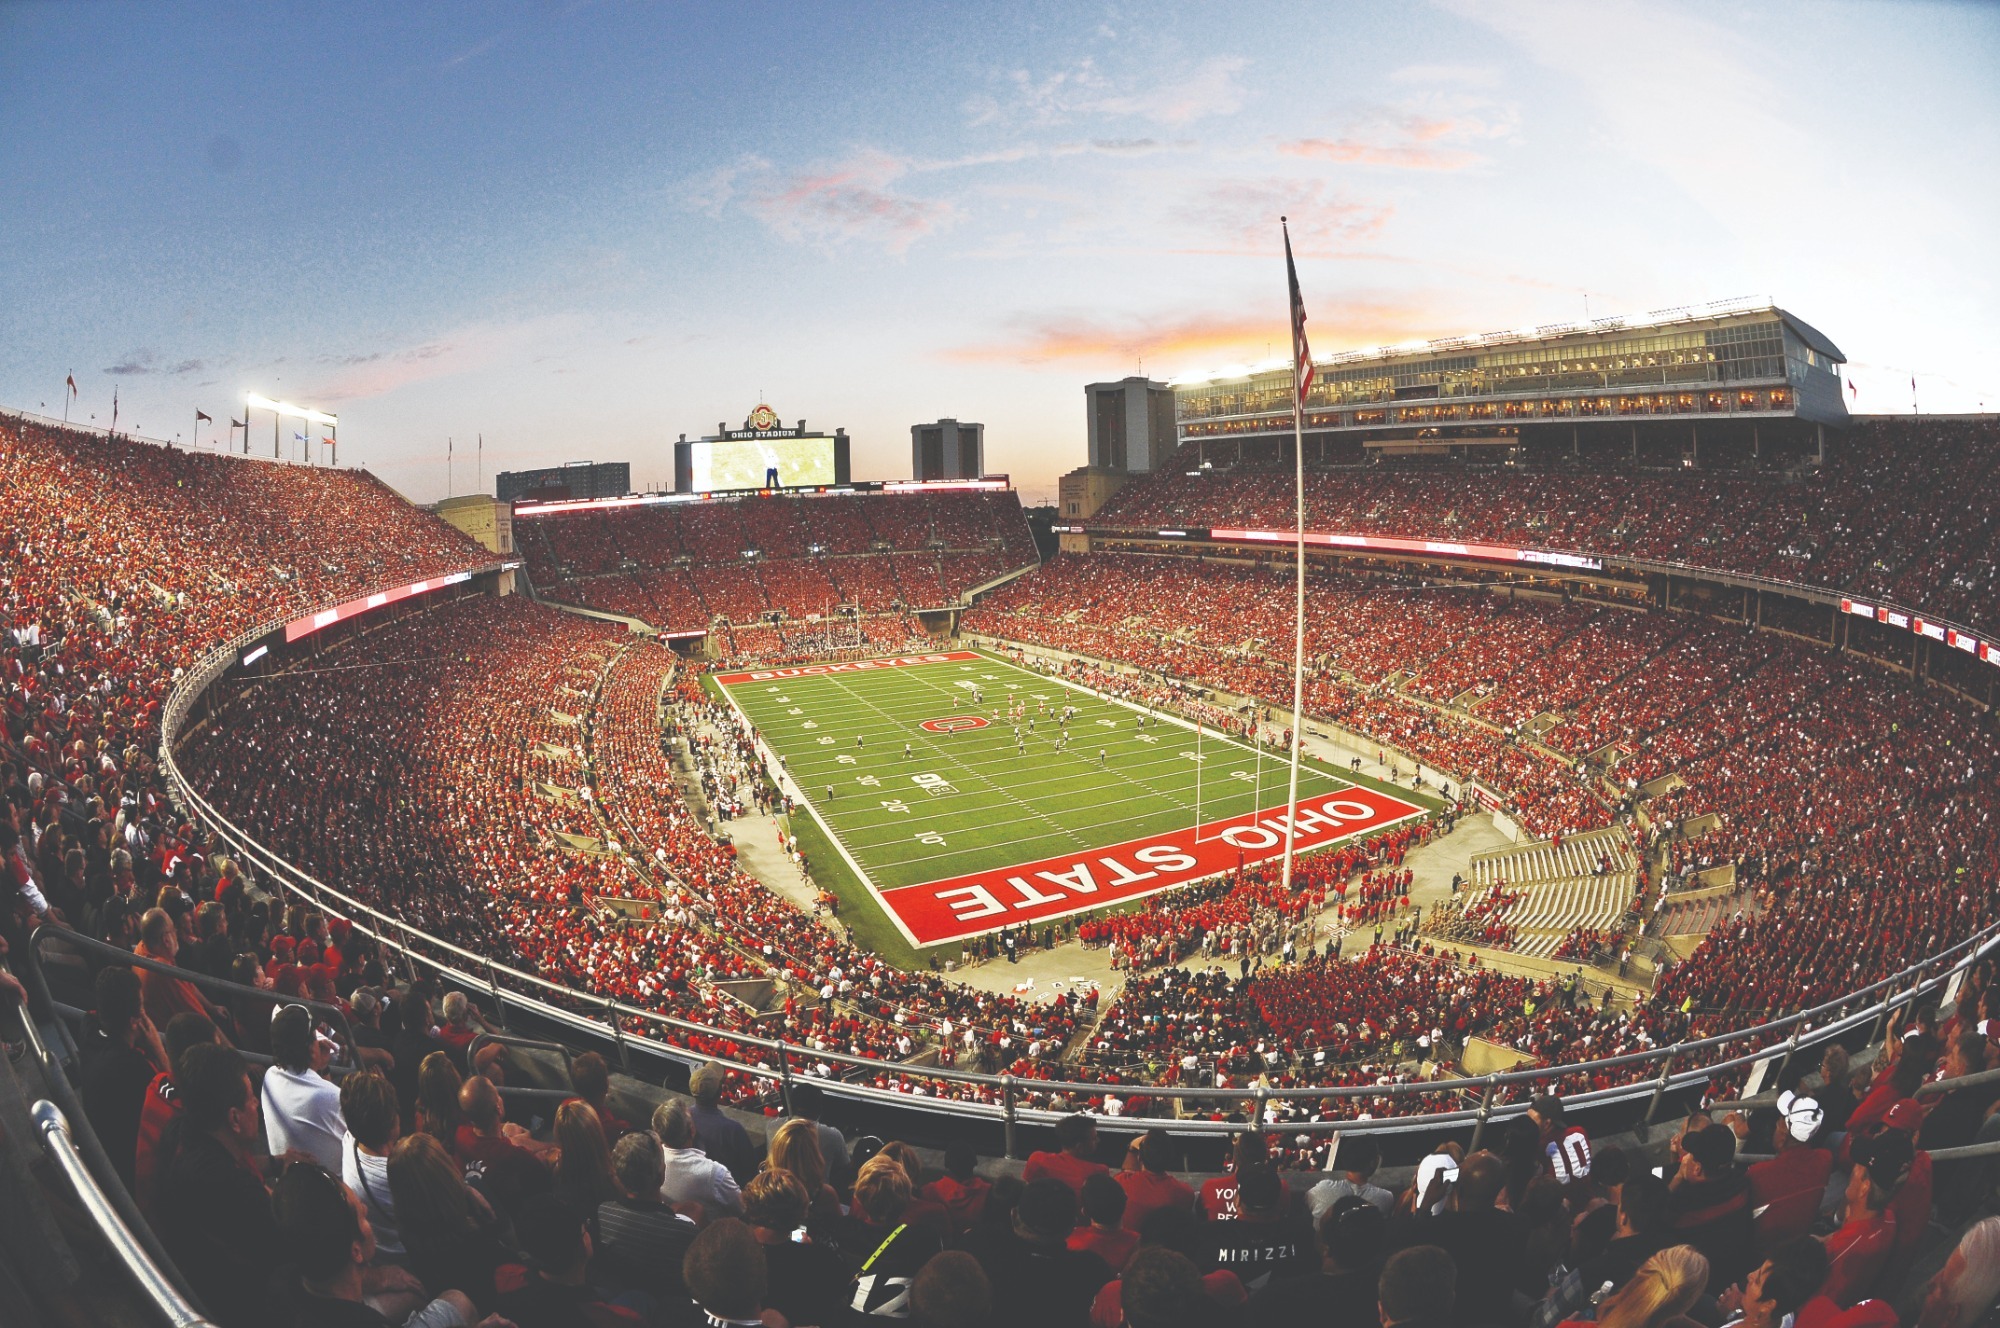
[496,460,632,504]
[910,419,984,481]
[1084,377,1175,474]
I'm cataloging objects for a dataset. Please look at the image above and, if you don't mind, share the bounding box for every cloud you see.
[965,54,1248,128]
[104,349,207,376]
[687,150,959,255]
[1176,179,1393,256]
[945,299,1440,370]
[1278,105,1517,171]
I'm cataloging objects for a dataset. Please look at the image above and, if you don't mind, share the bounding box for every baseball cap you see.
[1776,1091,1825,1143]
[1883,1098,1925,1132]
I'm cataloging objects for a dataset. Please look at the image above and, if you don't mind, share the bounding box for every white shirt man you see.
[263,1005,346,1174]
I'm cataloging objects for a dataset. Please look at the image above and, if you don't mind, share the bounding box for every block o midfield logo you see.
[919,715,989,734]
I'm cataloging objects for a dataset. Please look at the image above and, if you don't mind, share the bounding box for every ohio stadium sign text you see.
[882,786,1426,946]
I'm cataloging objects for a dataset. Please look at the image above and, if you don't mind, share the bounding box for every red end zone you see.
[715,651,981,687]
[884,786,1427,946]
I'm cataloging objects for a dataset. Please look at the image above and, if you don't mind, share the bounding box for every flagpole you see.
[1281,217,1307,896]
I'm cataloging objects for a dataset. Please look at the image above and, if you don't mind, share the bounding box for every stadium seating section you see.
[517,489,1040,628]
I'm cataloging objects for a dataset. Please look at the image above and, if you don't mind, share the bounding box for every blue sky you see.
[2,0,1995,503]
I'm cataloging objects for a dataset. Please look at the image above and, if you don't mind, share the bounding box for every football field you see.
[713,649,1430,952]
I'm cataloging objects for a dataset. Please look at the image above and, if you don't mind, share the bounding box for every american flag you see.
[1284,219,1314,405]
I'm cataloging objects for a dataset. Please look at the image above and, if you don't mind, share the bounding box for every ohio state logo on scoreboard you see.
[745,403,780,431]
[920,715,989,733]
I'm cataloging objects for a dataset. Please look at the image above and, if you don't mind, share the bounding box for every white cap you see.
[1777,1090,1825,1142]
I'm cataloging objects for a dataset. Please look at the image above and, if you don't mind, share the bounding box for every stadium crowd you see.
[11,414,2000,1326]
[515,490,1039,630]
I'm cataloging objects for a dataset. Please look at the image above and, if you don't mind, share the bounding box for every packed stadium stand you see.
[7,410,2000,1327]
[517,488,1041,630]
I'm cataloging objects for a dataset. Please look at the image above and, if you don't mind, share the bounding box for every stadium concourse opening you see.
[713,650,1428,946]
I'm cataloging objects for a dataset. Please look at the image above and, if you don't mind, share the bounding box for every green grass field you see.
[713,647,1439,966]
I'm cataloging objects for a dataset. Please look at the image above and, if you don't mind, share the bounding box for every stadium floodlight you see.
[246,394,338,426]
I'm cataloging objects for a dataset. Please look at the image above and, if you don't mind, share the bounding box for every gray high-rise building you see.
[497,460,632,504]
[911,419,985,481]
[1084,377,1176,473]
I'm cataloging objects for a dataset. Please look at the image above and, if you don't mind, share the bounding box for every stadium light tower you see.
[246,393,338,465]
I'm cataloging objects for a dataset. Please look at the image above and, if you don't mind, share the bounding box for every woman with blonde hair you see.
[552,1099,618,1213]
[1586,1245,1710,1328]
[767,1116,841,1227]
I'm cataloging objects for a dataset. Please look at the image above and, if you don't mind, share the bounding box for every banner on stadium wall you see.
[283,569,480,642]
[879,785,1426,946]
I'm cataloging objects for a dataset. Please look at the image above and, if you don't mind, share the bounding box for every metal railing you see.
[33,1101,219,1328]
[148,593,2000,1149]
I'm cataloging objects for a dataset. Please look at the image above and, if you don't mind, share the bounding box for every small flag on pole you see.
[1847,378,1857,400]
[66,374,78,397]
[195,410,212,423]
[1284,221,1314,405]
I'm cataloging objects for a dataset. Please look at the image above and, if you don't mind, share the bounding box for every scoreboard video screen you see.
[674,435,846,492]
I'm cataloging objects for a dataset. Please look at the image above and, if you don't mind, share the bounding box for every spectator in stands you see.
[81,964,167,1192]
[786,1081,851,1188]
[567,1051,630,1143]
[767,1115,842,1230]
[135,906,232,1044]
[653,1098,741,1216]
[1394,1150,1528,1324]
[386,1131,510,1312]
[1744,1093,1832,1253]
[846,1152,947,1316]
[413,1051,463,1142]
[392,991,451,1113]
[1870,1100,1935,1276]
[1070,1172,1139,1272]
[1536,1173,1676,1328]
[921,1138,993,1235]
[1380,1244,1458,1328]
[1249,1194,1387,1327]
[492,1200,640,1327]
[1913,1217,2000,1328]
[681,1218,778,1328]
[743,1169,850,1328]
[1824,1143,1904,1308]
[1584,1245,1709,1328]
[1720,1236,1830,1328]
[1921,1031,1999,1222]
[1198,1132,1284,1222]
[593,1130,698,1307]
[264,1003,347,1174]
[1669,1120,1754,1290]
[1117,1130,1194,1234]
[130,1013,221,1221]
[273,1160,483,1328]
[913,1249,995,1328]
[454,1073,551,1216]
[1116,1247,1222,1328]
[962,1176,1111,1328]
[689,1059,755,1183]
[1203,1165,1313,1293]
[157,1041,282,1327]
[339,1069,405,1258]
[551,1099,618,1215]
[1024,1113,1109,1196]
[1308,1133,1394,1221]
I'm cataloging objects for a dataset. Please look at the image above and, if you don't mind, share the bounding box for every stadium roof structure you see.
[1170,297,1852,442]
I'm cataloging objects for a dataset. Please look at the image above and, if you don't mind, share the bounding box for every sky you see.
[2,1,1996,506]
